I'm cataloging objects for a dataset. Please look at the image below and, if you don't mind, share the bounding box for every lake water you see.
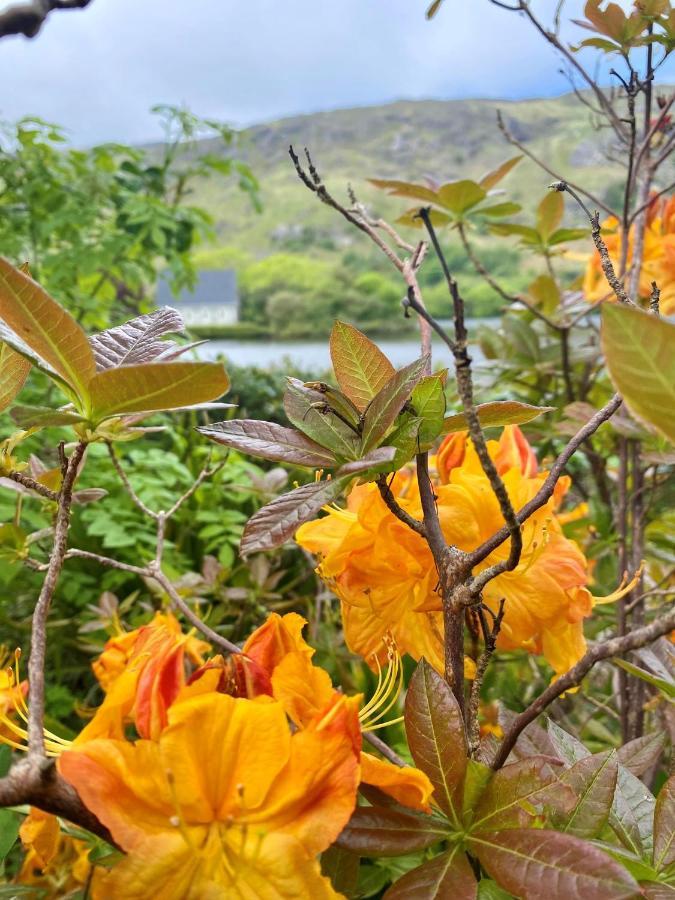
[197,319,496,371]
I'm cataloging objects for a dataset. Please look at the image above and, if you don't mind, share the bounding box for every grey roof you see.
[156,270,238,308]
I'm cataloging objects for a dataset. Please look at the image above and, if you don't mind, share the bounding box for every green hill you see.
[186,94,630,336]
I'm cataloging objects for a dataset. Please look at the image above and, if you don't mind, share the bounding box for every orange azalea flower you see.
[296,426,631,679]
[79,612,210,744]
[16,808,94,895]
[187,613,434,813]
[0,649,68,757]
[583,197,675,315]
[92,611,209,693]
[60,691,360,899]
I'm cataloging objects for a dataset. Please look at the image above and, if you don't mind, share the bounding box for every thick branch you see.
[27,441,86,754]
[0,757,112,843]
[492,605,675,769]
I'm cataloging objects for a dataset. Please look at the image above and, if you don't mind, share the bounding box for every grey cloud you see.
[0,0,672,145]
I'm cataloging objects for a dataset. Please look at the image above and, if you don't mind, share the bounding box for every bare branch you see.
[290,146,433,360]
[376,475,426,537]
[554,182,634,305]
[468,394,623,566]
[107,442,158,520]
[5,471,59,502]
[147,565,241,656]
[27,441,86,754]
[416,209,523,596]
[497,111,618,218]
[492,604,675,769]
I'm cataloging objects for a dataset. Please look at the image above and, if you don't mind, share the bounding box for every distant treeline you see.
[194,236,534,339]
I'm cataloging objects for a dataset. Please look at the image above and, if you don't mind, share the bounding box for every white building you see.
[156,270,239,327]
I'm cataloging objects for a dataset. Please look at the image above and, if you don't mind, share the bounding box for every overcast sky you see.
[0,0,671,146]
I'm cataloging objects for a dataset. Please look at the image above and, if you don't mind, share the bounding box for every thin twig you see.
[363,732,407,767]
[147,565,241,655]
[107,442,158,520]
[290,146,432,360]
[468,394,623,566]
[6,471,59,502]
[467,599,505,757]
[553,182,634,306]
[492,605,675,769]
[376,475,426,537]
[496,111,618,218]
[416,209,523,595]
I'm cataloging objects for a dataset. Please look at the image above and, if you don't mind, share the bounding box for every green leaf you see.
[489,222,540,243]
[405,659,467,825]
[196,419,337,468]
[361,355,429,452]
[477,881,513,900]
[470,829,639,900]
[384,846,477,899]
[87,361,229,422]
[472,757,567,832]
[241,477,346,556]
[0,343,30,413]
[477,202,522,219]
[612,657,675,700]
[441,401,553,434]
[284,378,361,461]
[0,257,95,402]
[437,180,487,215]
[554,751,618,839]
[526,275,561,317]
[0,808,19,860]
[10,405,86,429]
[462,758,492,819]
[330,321,396,412]
[537,191,564,242]
[336,806,446,857]
[602,303,675,444]
[411,375,446,447]
[397,207,452,229]
[387,414,423,468]
[368,178,439,204]
[480,156,523,191]
[547,227,589,245]
[654,774,675,872]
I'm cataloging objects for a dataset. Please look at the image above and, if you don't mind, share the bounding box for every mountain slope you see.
[191,93,624,262]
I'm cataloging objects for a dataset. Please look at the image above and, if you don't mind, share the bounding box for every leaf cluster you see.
[333,660,673,899]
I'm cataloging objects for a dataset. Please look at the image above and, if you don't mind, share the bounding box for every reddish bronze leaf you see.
[405,659,467,824]
[329,321,395,412]
[384,847,477,899]
[197,419,336,468]
[471,829,639,900]
[336,806,446,857]
[654,773,675,872]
